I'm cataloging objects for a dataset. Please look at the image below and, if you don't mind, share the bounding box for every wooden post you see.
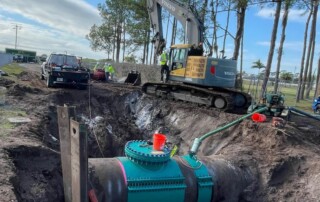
[58,105,88,202]
[57,105,76,202]
[70,120,88,202]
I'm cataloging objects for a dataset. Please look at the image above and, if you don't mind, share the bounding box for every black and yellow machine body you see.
[169,44,236,88]
[142,44,251,112]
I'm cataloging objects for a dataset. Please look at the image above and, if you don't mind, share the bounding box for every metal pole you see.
[15,25,17,49]
[13,24,21,49]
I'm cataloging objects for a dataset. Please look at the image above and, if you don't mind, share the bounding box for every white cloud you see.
[0,0,106,59]
[0,0,101,37]
[256,8,309,23]
[257,41,303,52]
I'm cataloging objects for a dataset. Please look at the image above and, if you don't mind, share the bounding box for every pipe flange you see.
[125,140,170,164]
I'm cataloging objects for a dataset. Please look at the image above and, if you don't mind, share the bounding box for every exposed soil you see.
[0,64,320,202]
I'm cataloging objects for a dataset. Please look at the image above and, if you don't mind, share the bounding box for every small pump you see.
[247,92,288,117]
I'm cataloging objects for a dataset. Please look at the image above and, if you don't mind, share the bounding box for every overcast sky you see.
[0,0,104,59]
[0,0,319,74]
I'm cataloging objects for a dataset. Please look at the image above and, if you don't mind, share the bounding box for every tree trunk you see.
[306,1,318,98]
[113,26,116,61]
[314,57,320,99]
[146,31,150,65]
[142,30,147,64]
[116,24,122,63]
[240,27,244,91]
[122,22,126,62]
[211,0,219,58]
[200,0,208,24]
[150,41,154,65]
[165,12,171,40]
[233,6,246,61]
[301,0,318,99]
[274,2,289,93]
[171,18,177,46]
[306,37,316,98]
[260,1,282,98]
[222,2,231,59]
[296,2,313,102]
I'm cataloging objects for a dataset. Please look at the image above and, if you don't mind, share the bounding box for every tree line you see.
[86,0,319,102]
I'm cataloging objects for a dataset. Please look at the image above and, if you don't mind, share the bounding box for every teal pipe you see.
[190,107,268,155]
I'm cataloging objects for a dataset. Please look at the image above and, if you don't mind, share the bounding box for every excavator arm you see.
[147,0,205,57]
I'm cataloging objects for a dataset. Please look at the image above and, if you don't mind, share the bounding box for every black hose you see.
[288,107,320,121]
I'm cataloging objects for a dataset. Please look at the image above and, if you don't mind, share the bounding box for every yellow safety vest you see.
[108,65,115,73]
[160,53,167,65]
[104,65,109,72]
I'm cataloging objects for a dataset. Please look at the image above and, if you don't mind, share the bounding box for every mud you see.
[0,64,320,201]
[6,146,64,201]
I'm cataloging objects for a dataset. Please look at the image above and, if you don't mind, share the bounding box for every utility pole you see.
[13,24,22,49]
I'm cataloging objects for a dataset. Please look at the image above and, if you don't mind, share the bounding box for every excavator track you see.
[142,82,251,113]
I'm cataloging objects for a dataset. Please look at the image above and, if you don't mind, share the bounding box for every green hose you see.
[190,107,268,155]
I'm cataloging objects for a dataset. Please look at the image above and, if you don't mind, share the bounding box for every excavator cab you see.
[169,45,188,71]
[168,44,192,81]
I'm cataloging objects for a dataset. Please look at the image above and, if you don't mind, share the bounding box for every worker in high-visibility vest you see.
[160,50,169,82]
[104,62,110,82]
[108,64,115,81]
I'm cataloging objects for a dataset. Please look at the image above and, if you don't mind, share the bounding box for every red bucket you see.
[153,133,166,151]
[252,113,266,122]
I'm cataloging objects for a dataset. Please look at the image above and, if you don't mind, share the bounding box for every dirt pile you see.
[0,67,319,201]
[0,77,15,87]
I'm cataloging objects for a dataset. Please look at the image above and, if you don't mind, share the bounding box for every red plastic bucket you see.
[153,133,166,151]
[252,113,266,122]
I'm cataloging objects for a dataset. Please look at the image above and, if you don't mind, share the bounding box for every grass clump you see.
[0,63,24,75]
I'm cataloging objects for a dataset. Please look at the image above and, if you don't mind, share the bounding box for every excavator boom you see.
[147,0,204,57]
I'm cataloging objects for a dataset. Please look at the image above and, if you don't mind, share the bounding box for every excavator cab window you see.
[171,48,187,70]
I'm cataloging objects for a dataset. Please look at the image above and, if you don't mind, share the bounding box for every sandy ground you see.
[0,63,320,201]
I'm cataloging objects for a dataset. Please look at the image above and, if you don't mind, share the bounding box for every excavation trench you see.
[5,89,192,201]
[3,78,320,201]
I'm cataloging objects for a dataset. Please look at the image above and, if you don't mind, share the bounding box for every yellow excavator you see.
[142,0,251,112]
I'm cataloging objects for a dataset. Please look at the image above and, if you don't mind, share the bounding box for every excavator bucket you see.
[125,70,141,86]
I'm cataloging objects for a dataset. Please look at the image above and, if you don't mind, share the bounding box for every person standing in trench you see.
[104,62,110,82]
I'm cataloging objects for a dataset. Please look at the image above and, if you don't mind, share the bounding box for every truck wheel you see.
[46,75,53,88]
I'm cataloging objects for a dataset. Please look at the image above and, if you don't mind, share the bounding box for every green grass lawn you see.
[242,79,314,113]
[0,63,24,75]
[0,63,25,82]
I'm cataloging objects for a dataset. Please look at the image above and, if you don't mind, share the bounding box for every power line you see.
[12,24,22,49]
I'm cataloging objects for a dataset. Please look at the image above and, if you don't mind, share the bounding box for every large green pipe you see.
[190,107,268,155]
